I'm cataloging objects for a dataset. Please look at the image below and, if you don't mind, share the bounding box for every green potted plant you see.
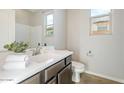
[4,41,29,53]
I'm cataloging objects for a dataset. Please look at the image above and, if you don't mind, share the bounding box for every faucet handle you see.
[38,43,40,46]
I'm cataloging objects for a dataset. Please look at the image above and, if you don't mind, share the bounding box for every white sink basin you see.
[29,53,58,64]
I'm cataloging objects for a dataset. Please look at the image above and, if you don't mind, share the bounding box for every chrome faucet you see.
[32,43,41,56]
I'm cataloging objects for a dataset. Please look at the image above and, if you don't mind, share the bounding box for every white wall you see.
[0,10,15,50]
[67,9,124,83]
[54,9,66,49]
[66,10,82,60]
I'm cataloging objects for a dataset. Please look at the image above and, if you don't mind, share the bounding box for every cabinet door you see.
[58,64,72,84]
[40,60,65,84]
[47,77,57,84]
[21,73,41,84]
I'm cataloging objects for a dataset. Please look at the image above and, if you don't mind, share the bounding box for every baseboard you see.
[85,71,124,83]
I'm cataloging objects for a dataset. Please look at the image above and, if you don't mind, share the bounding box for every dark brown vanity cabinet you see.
[44,60,65,83]
[41,55,72,84]
[20,55,72,84]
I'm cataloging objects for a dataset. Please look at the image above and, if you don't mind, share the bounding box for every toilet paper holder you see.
[87,50,93,56]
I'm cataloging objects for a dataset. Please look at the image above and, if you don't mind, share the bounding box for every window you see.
[90,9,112,35]
[45,13,54,37]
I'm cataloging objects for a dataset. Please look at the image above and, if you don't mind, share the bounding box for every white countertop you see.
[0,50,73,84]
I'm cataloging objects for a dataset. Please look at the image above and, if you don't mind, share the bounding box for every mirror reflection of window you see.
[90,9,112,35]
[45,14,54,37]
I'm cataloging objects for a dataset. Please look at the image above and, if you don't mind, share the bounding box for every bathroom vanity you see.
[0,50,73,84]
[20,55,72,84]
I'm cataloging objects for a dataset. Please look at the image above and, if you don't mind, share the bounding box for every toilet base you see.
[72,72,80,82]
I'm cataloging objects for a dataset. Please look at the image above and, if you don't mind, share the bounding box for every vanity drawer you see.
[45,60,65,82]
[65,55,72,65]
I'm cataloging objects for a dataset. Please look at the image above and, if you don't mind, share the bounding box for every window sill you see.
[90,30,112,36]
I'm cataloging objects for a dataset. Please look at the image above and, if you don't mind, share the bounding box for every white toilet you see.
[72,61,85,82]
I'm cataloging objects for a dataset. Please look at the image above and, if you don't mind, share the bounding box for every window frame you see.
[90,9,112,36]
[43,11,54,37]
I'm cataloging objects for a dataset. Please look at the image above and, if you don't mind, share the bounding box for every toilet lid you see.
[72,61,85,69]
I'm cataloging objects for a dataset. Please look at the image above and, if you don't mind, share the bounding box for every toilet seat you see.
[72,61,85,69]
[74,67,85,73]
[72,62,85,73]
